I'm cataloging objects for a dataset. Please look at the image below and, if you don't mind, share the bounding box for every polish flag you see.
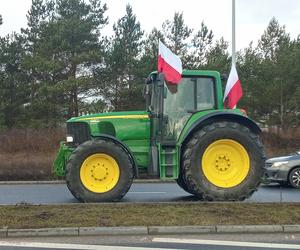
[158,41,182,84]
[223,64,243,109]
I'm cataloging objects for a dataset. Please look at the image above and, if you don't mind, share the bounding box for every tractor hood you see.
[66,110,150,143]
[67,111,149,123]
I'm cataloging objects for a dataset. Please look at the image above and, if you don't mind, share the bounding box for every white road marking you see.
[153,237,300,249]
[128,192,166,194]
[0,241,175,250]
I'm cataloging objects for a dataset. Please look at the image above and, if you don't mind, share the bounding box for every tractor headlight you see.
[272,161,288,168]
[66,135,74,143]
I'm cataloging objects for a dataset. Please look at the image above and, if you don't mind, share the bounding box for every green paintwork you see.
[53,70,255,180]
[53,111,150,176]
[158,144,180,179]
[178,109,243,145]
[53,142,74,176]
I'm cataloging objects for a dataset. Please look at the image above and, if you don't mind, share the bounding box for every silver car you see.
[264,151,300,188]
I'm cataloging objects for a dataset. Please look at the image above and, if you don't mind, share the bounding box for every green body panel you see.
[72,111,150,167]
[53,142,74,176]
[70,111,149,141]
[178,109,243,145]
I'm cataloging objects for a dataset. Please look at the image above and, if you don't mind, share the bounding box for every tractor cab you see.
[146,71,223,140]
[144,71,225,178]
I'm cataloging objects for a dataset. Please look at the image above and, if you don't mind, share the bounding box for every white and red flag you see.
[158,41,182,84]
[223,64,243,109]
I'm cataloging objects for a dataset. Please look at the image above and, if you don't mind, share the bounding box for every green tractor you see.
[54,70,265,202]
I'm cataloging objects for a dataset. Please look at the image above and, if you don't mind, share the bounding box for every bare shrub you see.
[0,128,65,180]
[0,128,65,153]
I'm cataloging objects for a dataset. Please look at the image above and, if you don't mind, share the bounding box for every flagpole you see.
[232,0,236,66]
[224,0,242,109]
[232,0,236,108]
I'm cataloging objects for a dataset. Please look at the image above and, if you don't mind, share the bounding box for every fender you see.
[94,134,139,178]
[180,111,262,144]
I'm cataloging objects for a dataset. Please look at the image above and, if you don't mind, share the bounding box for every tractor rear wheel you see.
[66,140,134,202]
[176,172,196,195]
[181,121,264,201]
[176,168,194,194]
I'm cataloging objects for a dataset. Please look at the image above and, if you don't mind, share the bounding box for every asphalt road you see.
[2,233,300,250]
[0,182,299,204]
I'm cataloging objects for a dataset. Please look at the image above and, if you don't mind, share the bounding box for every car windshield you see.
[163,77,215,140]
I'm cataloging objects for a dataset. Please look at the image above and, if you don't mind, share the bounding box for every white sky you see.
[0,0,299,50]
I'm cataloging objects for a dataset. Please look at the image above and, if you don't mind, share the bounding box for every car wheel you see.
[288,167,300,189]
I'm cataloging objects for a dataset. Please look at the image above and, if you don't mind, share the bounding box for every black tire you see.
[176,171,196,195]
[66,139,134,202]
[176,168,194,194]
[288,167,300,188]
[181,121,265,201]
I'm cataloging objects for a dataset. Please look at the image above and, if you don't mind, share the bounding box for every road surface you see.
[1,233,300,249]
[0,182,298,204]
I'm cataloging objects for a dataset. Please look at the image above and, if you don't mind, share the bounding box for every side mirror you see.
[146,73,158,84]
[221,74,228,81]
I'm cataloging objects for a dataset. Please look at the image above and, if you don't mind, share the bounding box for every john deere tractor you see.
[54,70,264,202]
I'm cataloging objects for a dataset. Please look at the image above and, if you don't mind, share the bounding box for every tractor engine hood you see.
[66,111,150,143]
[67,111,149,123]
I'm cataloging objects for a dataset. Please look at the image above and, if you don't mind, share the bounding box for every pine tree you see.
[205,37,230,74]
[22,0,108,126]
[190,21,214,68]
[258,17,290,61]
[94,4,145,111]
[142,28,165,73]
[0,35,30,128]
[162,12,192,67]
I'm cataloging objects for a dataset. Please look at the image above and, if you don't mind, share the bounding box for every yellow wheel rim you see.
[80,153,120,193]
[202,139,250,188]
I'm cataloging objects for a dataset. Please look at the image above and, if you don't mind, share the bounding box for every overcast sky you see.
[0,0,299,50]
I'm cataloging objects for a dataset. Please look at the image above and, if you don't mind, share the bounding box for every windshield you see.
[163,77,215,140]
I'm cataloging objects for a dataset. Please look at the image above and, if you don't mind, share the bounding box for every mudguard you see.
[180,111,261,145]
[95,134,139,178]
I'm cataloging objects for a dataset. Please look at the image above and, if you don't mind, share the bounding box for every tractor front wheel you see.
[66,140,134,202]
[181,121,264,201]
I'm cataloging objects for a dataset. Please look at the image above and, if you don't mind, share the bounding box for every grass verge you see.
[1,203,300,229]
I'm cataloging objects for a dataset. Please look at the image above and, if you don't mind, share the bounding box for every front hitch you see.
[53,142,74,177]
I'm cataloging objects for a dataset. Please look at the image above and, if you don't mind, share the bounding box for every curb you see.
[79,226,148,236]
[149,226,216,235]
[7,228,78,237]
[1,225,300,238]
[0,179,174,185]
[216,225,283,233]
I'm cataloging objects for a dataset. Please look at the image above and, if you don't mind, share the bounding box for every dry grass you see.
[262,129,300,157]
[0,128,64,153]
[0,203,300,229]
[0,128,64,180]
[0,128,299,180]
[0,152,58,180]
